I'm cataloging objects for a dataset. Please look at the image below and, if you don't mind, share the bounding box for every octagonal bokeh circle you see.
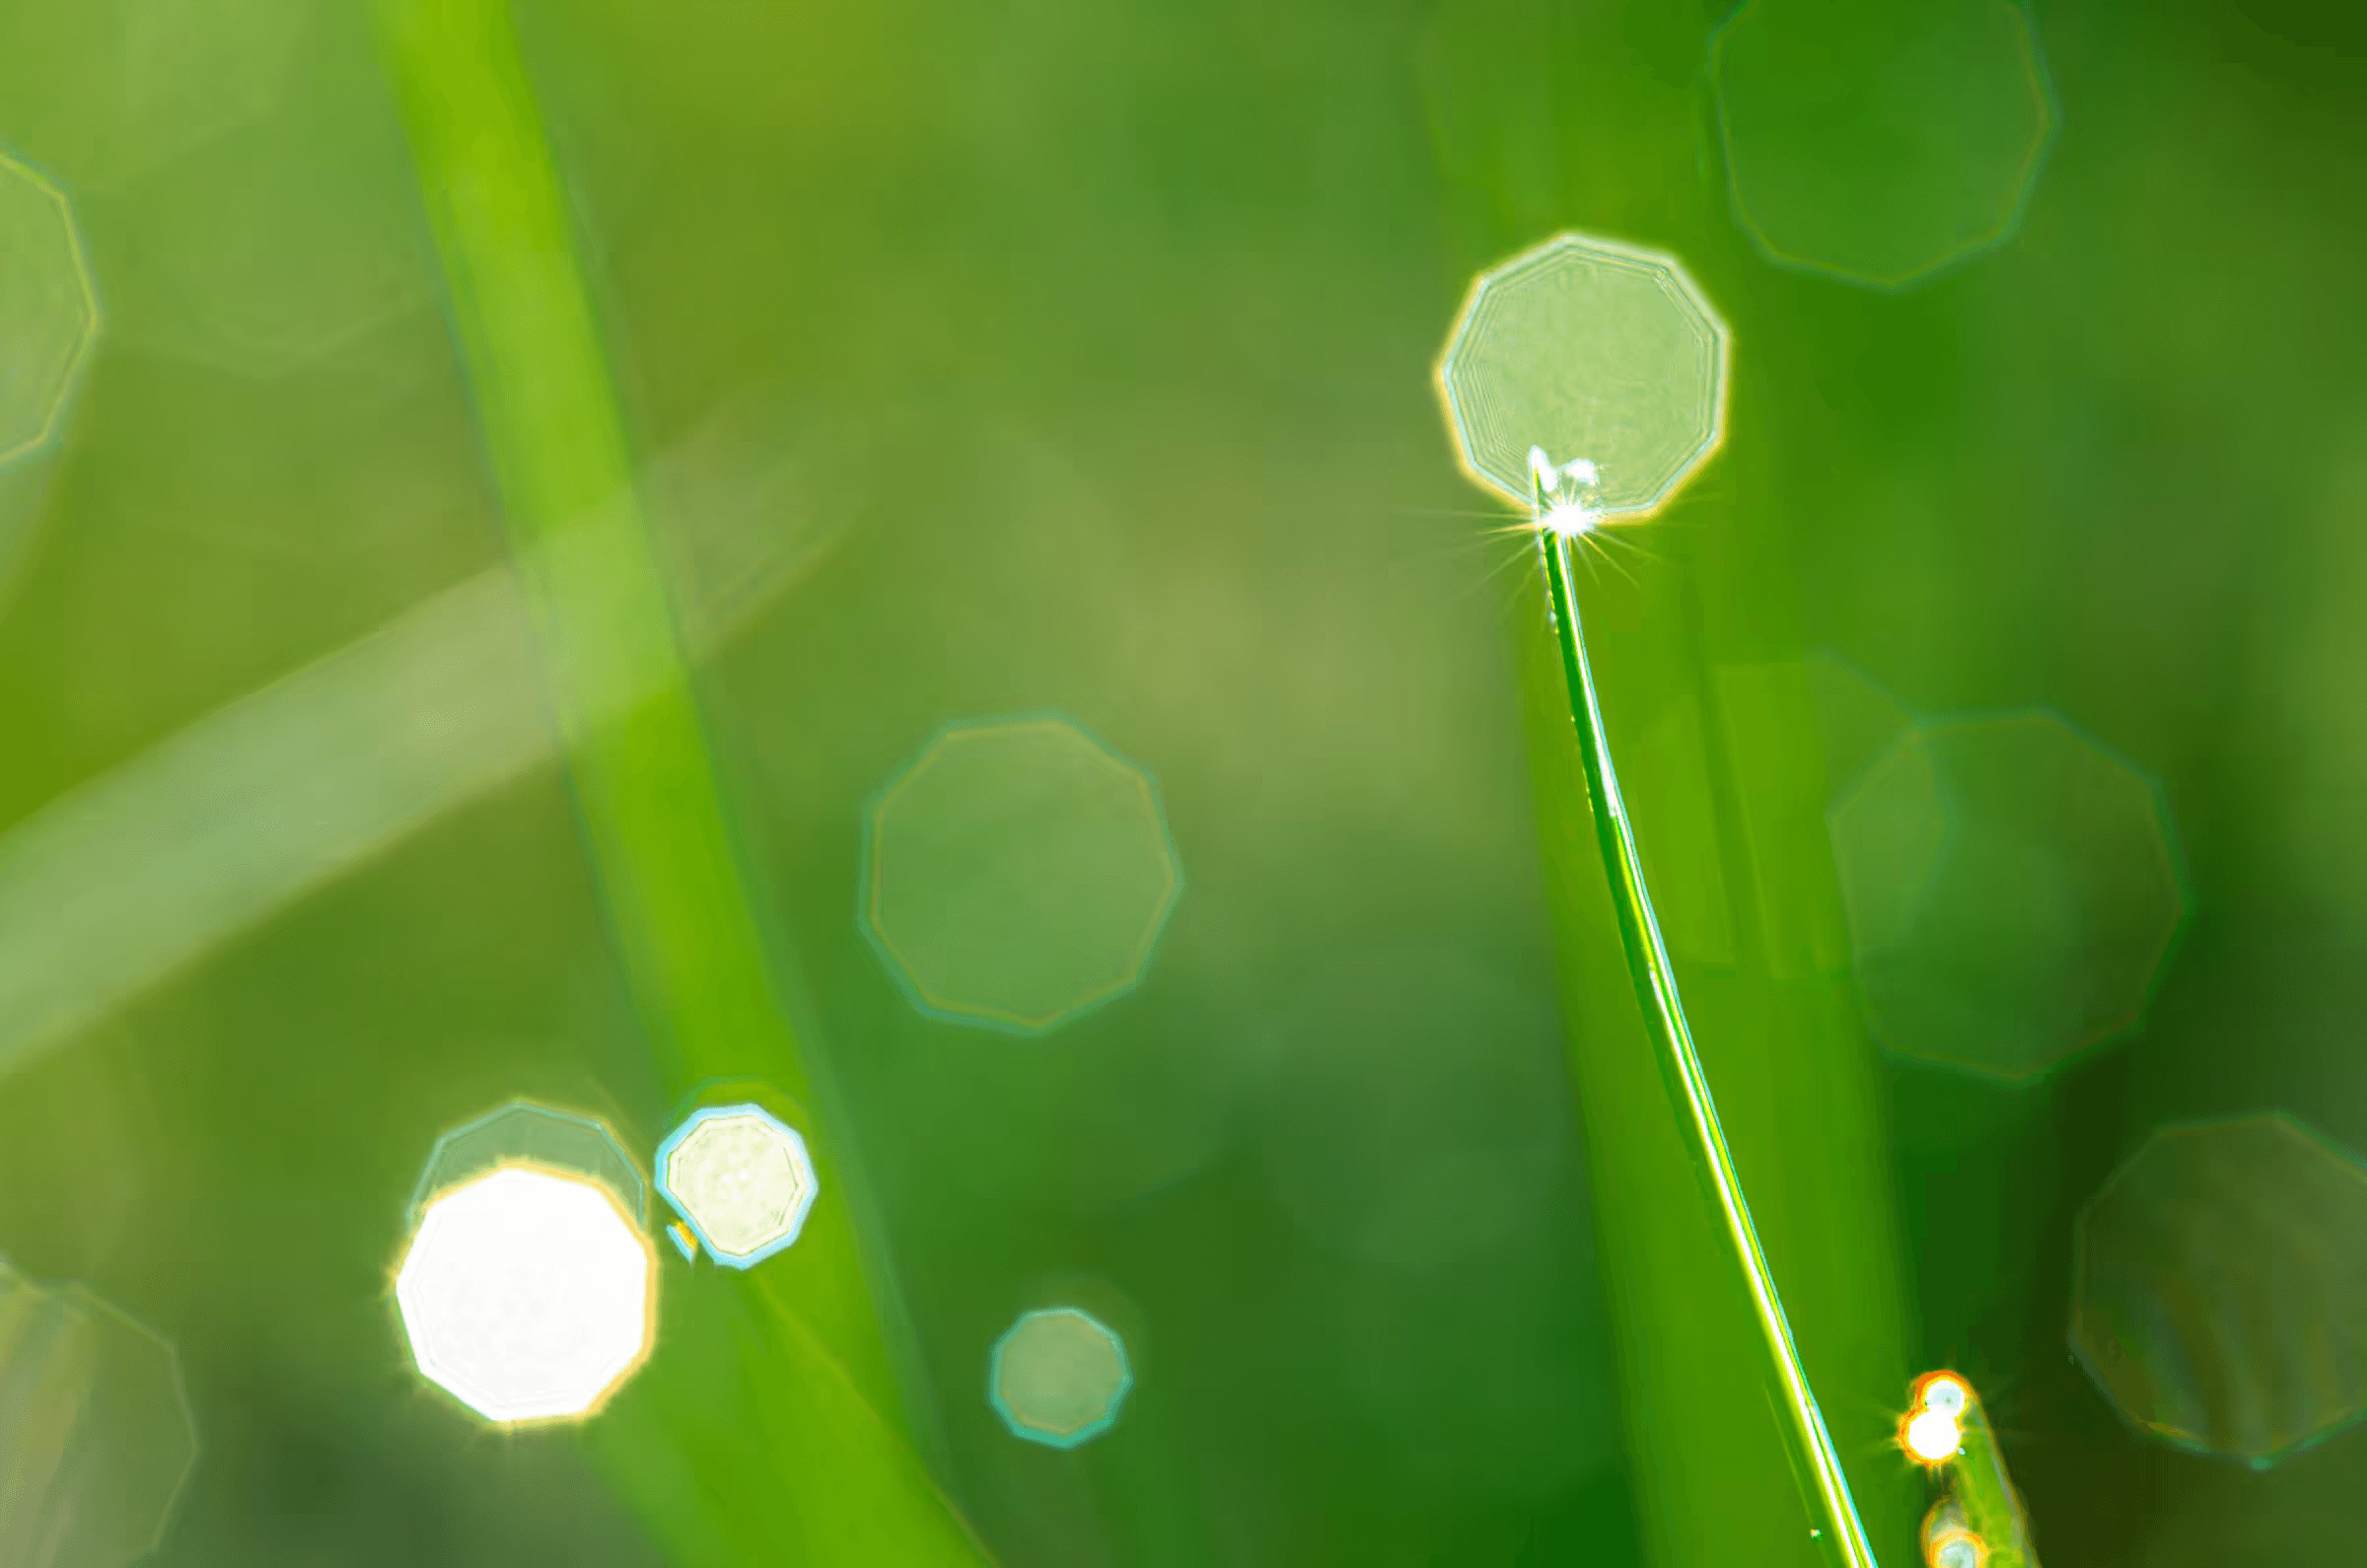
[2073,1116,2367,1468]
[1847,712,2188,1081]
[655,1104,820,1269]
[0,152,101,468]
[1711,0,2057,288]
[1437,231,1729,517]
[408,1098,647,1229]
[0,1258,199,1568]
[394,1165,657,1426]
[990,1306,1133,1449]
[864,713,1184,1034]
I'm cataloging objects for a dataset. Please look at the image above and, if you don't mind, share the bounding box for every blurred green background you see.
[0,0,2363,1563]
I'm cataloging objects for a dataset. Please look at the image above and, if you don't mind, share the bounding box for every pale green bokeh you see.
[1802,649,1917,806]
[0,1259,198,1568]
[1711,0,2056,288]
[989,1307,1130,1448]
[409,1100,647,1227]
[1854,713,2188,1081]
[1438,232,1728,517]
[2073,1116,2367,1468]
[865,715,1183,1034]
[94,7,423,377]
[1827,732,1952,959]
[0,154,99,469]
[0,0,311,192]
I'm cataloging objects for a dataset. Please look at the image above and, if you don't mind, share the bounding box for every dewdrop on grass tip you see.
[1922,1496,1991,1568]
[1905,1407,1963,1463]
[1932,1532,1988,1568]
[1903,1370,1971,1462]
[1902,1374,1978,1477]
[1921,1374,1969,1419]
[1440,232,1728,519]
[1527,446,1604,538]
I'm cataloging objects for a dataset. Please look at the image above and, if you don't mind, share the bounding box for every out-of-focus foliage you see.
[0,0,2356,1562]
[1847,714,2188,1083]
[988,1307,1132,1449]
[863,714,1182,1035]
[2073,1116,2367,1468]
[0,1257,197,1568]
[1710,0,2056,287]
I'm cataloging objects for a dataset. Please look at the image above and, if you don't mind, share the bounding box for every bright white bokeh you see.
[656,1105,818,1268]
[395,1166,655,1425]
[1904,1408,1962,1463]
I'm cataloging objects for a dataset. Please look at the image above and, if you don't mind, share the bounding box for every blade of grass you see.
[370,1,990,1560]
[1538,527,1877,1568]
[1514,519,1919,1567]
[1914,1375,2036,1568]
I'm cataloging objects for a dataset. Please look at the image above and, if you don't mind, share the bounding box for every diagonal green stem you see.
[1947,1385,2036,1568]
[1538,528,1879,1568]
[373,2,989,1561]
[372,0,792,1100]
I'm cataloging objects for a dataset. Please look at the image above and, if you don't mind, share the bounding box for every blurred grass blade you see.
[371,0,989,1561]
[0,405,843,1086]
[0,562,548,1071]
[593,1269,996,1564]
[1537,529,1878,1568]
[373,0,788,1102]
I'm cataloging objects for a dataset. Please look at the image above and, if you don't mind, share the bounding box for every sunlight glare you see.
[395,1166,655,1425]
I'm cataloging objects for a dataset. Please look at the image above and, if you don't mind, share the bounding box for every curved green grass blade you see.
[370,1,990,1560]
[1510,519,1919,1566]
[1538,527,1878,1568]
